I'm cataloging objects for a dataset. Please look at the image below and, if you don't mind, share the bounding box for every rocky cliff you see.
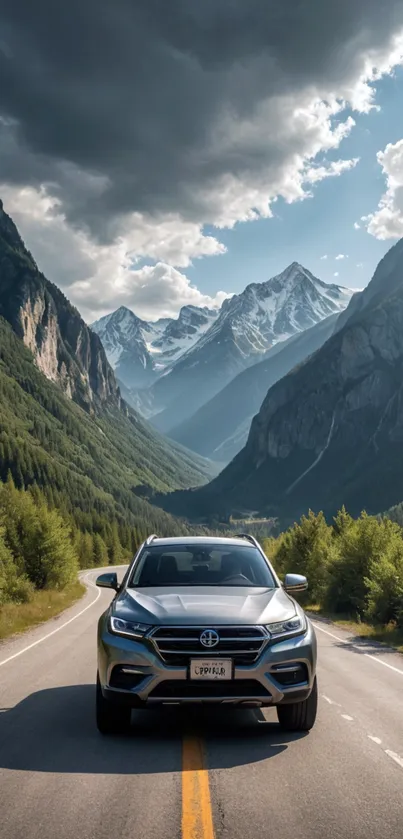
[0,199,120,412]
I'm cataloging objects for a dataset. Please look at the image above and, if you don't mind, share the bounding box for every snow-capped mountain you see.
[150,305,219,369]
[145,263,354,433]
[187,262,352,359]
[91,304,219,389]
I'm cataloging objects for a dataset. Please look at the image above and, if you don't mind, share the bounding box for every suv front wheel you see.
[277,676,318,732]
[96,672,132,735]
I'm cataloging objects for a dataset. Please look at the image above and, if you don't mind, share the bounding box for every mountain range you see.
[91,304,218,390]
[160,238,403,526]
[5,191,402,540]
[95,263,353,434]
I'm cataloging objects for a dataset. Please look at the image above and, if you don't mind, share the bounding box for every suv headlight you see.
[109,617,152,639]
[265,615,306,641]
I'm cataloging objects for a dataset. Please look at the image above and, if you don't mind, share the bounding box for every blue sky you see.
[187,68,403,298]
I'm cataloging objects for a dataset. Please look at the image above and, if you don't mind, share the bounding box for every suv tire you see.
[96,672,132,735]
[277,676,318,732]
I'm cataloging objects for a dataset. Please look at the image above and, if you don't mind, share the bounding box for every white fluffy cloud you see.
[1,185,230,321]
[363,139,403,239]
[335,253,348,260]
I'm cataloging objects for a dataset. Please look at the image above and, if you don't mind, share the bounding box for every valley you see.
[3,191,403,633]
[5,188,403,537]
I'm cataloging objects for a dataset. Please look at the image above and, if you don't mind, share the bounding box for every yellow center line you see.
[182,734,215,839]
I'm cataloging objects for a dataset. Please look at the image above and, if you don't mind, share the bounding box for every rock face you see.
[0,198,120,412]
[140,263,353,434]
[174,239,403,523]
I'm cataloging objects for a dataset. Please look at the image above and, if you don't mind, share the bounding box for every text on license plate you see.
[190,659,232,680]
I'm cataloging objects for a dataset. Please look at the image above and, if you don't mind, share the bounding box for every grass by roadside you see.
[0,581,86,642]
[306,604,403,654]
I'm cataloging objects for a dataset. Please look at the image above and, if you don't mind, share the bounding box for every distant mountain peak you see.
[92,302,220,389]
[138,263,354,435]
[115,305,136,318]
[94,306,146,329]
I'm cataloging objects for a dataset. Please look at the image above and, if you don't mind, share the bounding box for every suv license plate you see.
[190,659,232,680]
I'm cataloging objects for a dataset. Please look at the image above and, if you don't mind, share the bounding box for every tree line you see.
[0,475,147,606]
[263,508,403,629]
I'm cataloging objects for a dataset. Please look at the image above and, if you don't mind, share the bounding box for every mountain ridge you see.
[0,198,121,413]
[161,239,403,525]
[144,262,354,433]
[167,312,339,463]
[91,303,219,390]
[0,197,215,501]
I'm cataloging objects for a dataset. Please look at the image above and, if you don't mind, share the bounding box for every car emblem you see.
[200,629,220,648]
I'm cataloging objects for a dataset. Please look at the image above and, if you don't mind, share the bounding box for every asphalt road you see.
[1,567,403,839]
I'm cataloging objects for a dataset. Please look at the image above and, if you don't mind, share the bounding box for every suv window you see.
[128,544,277,588]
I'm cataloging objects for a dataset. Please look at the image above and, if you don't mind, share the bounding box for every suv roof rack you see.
[235,533,260,549]
[145,534,158,545]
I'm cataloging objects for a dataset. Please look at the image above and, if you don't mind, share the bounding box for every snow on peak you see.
[91,264,354,393]
[91,303,220,388]
[176,264,354,363]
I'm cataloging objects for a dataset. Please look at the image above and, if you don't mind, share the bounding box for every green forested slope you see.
[0,317,209,546]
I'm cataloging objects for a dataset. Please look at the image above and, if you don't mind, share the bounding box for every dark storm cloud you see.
[0,0,403,236]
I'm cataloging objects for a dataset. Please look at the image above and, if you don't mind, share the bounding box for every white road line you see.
[321,694,341,706]
[363,653,403,677]
[312,622,349,644]
[313,622,403,677]
[341,714,354,721]
[385,750,403,769]
[0,571,101,669]
[368,736,382,745]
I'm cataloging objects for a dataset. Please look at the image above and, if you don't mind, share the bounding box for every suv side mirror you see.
[96,572,119,591]
[284,573,308,593]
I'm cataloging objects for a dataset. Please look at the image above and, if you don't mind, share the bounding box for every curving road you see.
[1,567,403,839]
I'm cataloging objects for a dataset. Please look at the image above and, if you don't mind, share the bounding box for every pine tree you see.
[0,522,33,605]
[93,533,109,568]
[108,522,123,566]
[34,505,79,589]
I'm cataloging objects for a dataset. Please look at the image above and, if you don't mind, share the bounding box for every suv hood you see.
[113,586,297,626]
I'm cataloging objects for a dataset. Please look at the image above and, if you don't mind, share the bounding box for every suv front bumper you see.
[98,619,317,707]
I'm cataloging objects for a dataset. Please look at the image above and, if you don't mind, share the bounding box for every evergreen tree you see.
[108,522,123,566]
[33,506,79,589]
[93,533,109,567]
[0,525,32,605]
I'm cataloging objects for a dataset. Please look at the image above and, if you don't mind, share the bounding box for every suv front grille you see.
[148,679,270,699]
[150,625,268,666]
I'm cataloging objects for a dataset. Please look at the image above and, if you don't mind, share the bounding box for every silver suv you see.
[95,535,317,734]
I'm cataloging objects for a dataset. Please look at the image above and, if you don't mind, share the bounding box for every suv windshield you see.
[128,544,277,588]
